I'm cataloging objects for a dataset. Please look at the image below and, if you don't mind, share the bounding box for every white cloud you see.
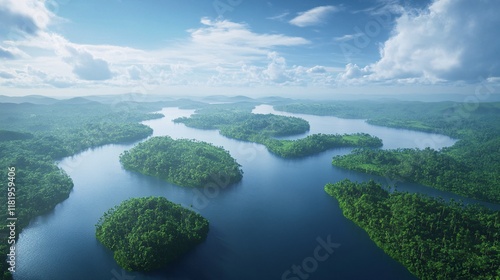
[0,0,53,38]
[127,65,141,80]
[307,65,327,74]
[289,6,339,27]
[263,52,288,83]
[267,11,290,22]
[191,18,309,52]
[346,0,500,84]
[334,33,364,42]
[338,63,371,82]
[64,46,113,81]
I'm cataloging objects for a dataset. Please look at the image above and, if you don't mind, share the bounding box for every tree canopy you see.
[95,196,209,272]
[325,179,500,280]
[120,136,243,188]
[174,107,382,158]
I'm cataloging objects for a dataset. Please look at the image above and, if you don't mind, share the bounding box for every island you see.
[95,196,209,272]
[174,106,383,158]
[119,136,243,188]
[325,179,500,280]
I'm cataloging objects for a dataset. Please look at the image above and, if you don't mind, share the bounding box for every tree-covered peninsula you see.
[174,106,382,158]
[325,179,500,280]
[332,147,500,203]
[96,197,209,272]
[119,136,243,188]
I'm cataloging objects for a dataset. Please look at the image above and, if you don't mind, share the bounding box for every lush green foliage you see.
[0,101,167,279]
[175,110,310,137]
[96,197,209,271]
[120,136,243,188]
[278,101,500,202]
[263,133,382,158]
[325,179,500,280]
[332,148,499,203]
[174,108,382,158]
[0,130,33,141]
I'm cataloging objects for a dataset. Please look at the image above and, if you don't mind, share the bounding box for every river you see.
[14,105,481,280]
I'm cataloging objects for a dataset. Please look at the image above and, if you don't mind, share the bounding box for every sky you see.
[0,0,499,99]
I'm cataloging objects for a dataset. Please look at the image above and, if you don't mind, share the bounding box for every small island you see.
[119,136,243,188]
[174,108,383,158]
[95,197,209,272]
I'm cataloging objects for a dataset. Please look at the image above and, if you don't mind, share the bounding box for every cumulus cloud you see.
[289,6,339,27]
[307,65,327,74]
[0,0,54,38]
[263,52,288,83]
[338,63,371,81]
[359,0,500,83]
[127,65,141,80]
[64,46,113,81]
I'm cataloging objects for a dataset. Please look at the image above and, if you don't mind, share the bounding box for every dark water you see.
[14,105,485,280]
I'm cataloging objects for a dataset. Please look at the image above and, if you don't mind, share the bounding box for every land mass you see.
[95,196,209,272]
[174,104,383,158]
[119,136,243,188]
[325,179,500,280]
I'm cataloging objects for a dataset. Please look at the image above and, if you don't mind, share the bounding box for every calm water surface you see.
[14,105,487,280]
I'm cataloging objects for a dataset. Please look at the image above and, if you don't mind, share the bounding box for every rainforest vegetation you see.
[174,106,382,158]
[277,101,500,202]
[332,147,500,204]
[95,196,209,272]
[325,179,500,280]
[120,136,243,188]
[0,100,171,279]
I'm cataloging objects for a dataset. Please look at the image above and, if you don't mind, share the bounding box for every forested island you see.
[325,179,500,280]
[277,101,500,202]
[174,105,382,158]
[120,136,243,188]
[95,196,209,271]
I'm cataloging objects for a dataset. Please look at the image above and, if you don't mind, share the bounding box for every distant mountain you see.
[0,95,60,104]
[202,95,255,103]
[256,96,294,104]
[84,93,175,104]
[56,97,100,105]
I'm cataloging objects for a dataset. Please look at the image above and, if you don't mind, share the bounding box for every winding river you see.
[14,105,490,280]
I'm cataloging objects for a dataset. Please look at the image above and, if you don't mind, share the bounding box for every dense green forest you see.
[277,101,500,202]
[120,136,243,188]
[0,100,173,279]
[325,179,500,280]
[332,148,500,203]
[174,106,382,158]
[95,196,209,272]
[263,133,382,158]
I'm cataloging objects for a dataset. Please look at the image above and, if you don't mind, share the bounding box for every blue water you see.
[14,105,477,280]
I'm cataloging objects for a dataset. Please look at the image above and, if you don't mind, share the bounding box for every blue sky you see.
[0,0,499,98]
